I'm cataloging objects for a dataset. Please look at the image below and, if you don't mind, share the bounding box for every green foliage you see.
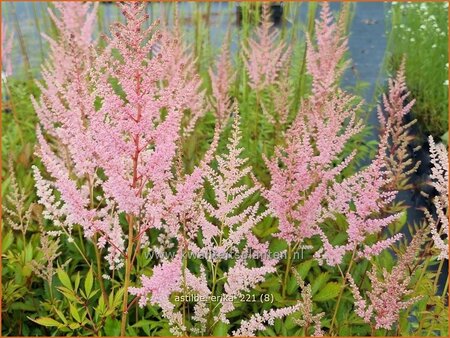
[1,2,448,337]
[385,2,449,138]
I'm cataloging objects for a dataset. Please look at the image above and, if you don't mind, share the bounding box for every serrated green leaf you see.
[70,304,81,323]
[313,282,341,302]
[74,272,81,291]
[85,268,93,297]
[296,259,312,279]
[311,272,329,295]
[28,317,63,327]
[104,317,120,336]
[57,269,72,290]
[213,321,229,336]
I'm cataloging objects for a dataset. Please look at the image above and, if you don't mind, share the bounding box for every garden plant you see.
[1,1,448,337]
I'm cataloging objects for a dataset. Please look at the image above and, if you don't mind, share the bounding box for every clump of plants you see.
[386,1,448,139]
[1,2,448,337]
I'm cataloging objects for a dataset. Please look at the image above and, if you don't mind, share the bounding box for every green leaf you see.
[313,282,341,302]
[68,322,81,330]
[54,307,68,324]
[29,317,63,327]
[69,304,81,323]
[311,272,329,295]
[212,321,229,336]
[2,231,13,253]
[104,317,121,336]
[74,272,81,291]
[295,259,312,279]
[57,269,72,290]
[85,268,93,298]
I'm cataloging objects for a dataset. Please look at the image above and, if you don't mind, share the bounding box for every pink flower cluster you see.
[347,231,425,330]
[426,136,448,260]
[33,3,205,269]
[243,3,291,90]
[263,3,402,266]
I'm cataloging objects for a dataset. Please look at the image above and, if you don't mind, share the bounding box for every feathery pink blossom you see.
[377,59,420,190]
[209,33,235,127]
[33,3,207,270]
[348,231,425,330]
[425,136,448,260]
[306,2,349,103]
[243,3,291,90]
[130,114,282,335]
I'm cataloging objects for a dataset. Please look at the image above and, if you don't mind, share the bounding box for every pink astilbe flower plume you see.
[33,3,207,271]
[347,230,425,330]
[377,59,420,190]
[424,136,448,260]
[264,3,404,267]
[31,2,98,143]
[155,17,207,136]
[1,21,14,77]
[130,112,293,335]
[243,3,291,90]
[209,31,236,127]
[306,2,349,105]
[263,90,363,248]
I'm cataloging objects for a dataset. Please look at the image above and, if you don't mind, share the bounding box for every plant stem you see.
[330,248,357,335]
[282,244,293,299]
[120,216,134,336]
[433,258,445,291]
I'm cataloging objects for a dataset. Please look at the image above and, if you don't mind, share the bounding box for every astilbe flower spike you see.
[292,270,325,337]
[208,31,236,127]
[31,1,98,143]
[306,2,349,106]
[347,230,425,330]
[243,3,291,91]
[377,59,420,190]
[33,2,206,271]
[130,113,292,336]
[424,136,448,260]
[1,21,14,77]
[155,16,207,136]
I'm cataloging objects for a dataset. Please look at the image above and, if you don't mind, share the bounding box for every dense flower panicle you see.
[292,271,325,336]
[209,32,235,127]
[33,3,207,269]
[425,136,448,260]
[306,2,349,104]
[233,304,302,337]
[348,231,425,330]
[377,59,420,190]
[316,149,402,266]
[1,21,14,77]
[265,3,403,266]
[243,3,291,90]
[155,21,207,136]
[130,114,281,335]
[48,2,97,50]
[263,91,363,247]
[31,1,97,147]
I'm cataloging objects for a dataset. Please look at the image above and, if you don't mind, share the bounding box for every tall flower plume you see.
[33,3,206,271]
[243,3,291,90]
[130,113,291,336]
[377,59,420,190]
[264,3,403,267]
[424,136,448,260]
[347,231,425,330]
[209,32,235,127]
[306,2,349,105]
